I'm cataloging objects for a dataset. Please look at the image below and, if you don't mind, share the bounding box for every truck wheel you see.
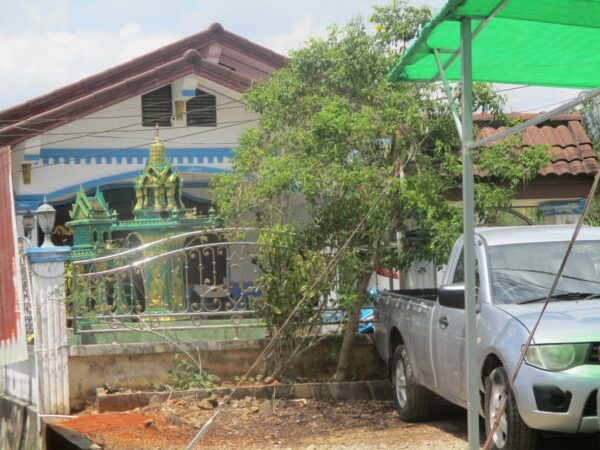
[391,345,429,422]
[484,367,538,450]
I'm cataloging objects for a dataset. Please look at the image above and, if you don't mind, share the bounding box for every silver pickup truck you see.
[374,225,600,450]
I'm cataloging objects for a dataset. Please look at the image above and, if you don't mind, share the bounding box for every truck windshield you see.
[488,241,600,305]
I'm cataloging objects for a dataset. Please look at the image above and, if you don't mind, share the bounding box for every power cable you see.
[8,98,245,153]
[0,105,248,137]
[10,118,258,176]
[494,85,531,93]
[0,91,245,124]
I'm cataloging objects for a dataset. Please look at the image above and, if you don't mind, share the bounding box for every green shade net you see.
[388,0,600,89]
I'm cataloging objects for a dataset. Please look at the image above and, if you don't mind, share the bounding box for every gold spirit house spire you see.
[133,125,185,218]
[149,124,167,165]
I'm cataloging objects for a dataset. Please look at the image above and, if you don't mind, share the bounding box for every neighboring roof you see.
[0,23,288,147]
[388,0,600,89]
[474,113,598,177]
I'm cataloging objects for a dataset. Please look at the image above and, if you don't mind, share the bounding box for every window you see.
[186,89,216,127]
[141,85,172,127]
[452,248,480,288]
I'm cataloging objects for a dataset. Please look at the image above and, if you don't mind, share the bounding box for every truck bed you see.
[378,288,438,302]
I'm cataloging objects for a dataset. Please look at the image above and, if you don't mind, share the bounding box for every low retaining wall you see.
[97,380,392,412]
[68,335,386,411]
[0,395,39,450]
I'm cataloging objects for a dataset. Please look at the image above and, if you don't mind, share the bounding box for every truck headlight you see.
[524,344,590,371]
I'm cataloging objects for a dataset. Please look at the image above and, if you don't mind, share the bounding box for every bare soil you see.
[53,397,599,449]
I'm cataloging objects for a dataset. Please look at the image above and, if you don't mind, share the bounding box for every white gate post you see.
[25,246,71,415]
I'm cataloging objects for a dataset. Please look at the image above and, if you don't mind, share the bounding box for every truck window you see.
[452,248,480,288]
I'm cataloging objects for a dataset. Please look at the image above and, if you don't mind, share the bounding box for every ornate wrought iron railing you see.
[69,228,286,336]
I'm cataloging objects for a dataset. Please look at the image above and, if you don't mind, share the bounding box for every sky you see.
[0,0,580,113]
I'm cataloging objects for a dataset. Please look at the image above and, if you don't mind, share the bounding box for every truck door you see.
[434,246,479,405]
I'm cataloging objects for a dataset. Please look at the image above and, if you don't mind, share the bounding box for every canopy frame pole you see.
[434,49,463,139]
[470,87,600,150]
[460,17,480,450]
[433,0,511,82]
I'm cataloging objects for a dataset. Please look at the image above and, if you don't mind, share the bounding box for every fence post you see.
[25,246,71,415]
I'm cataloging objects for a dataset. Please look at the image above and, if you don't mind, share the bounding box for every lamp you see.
[22,210,35,239]
[36,197,56,247]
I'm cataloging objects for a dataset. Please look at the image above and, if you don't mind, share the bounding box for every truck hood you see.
[496,300,600,344]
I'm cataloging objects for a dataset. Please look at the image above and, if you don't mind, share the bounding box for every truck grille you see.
[583,390,597,417]
[588,343,600,364]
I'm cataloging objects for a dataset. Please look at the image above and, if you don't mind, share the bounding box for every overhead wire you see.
[7,97,247,153]
[0,89,248,123]
[10,117,258,176]
[1,106,249,137]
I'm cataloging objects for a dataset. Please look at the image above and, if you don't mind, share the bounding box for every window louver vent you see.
[141,85,172,127]
[186,89,217,127]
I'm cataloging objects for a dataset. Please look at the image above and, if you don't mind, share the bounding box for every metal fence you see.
[69,228,284,336]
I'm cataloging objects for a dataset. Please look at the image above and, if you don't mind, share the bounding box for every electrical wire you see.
[494,85,531,93]
[0,106,248,137]
[10,117,258,176]
[0,90,246,124]
[7,98,246,153]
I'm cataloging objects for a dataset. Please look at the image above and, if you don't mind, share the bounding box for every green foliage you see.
[370,0,431,51]
[168,354,220,390]
[254,227,332,337]
[581,100,600,226]
[211,1,551,378]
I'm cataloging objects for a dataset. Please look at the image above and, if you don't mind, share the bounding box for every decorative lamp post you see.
[22,210,35,239]
[36,198,56,247]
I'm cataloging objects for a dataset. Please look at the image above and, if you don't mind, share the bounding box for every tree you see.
[212,0,549,380]
[581,98,600,226]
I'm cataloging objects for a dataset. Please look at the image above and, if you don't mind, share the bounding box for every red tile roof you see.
[475,113,598,177]
[0,23,288,148]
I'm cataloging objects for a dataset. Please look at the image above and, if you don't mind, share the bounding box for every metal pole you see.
[433,49,463,140]
[460,18,480,450]
[469,85,600,150]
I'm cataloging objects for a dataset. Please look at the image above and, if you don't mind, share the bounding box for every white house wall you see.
[13,75,259,215]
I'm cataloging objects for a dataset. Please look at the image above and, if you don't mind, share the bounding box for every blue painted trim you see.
[15,195,45,212]
[181,89,196,97]
[175,165,230,174]
[31,148,233,165]
[25,246,71,263]
[538,199,586,216]
[14,169,226,211]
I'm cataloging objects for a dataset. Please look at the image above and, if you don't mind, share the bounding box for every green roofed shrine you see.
[67,127,217,312]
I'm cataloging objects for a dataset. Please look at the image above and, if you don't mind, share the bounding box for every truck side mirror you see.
[438,283,465,309]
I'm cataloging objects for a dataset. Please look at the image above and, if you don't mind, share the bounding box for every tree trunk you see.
[333,267,372,381]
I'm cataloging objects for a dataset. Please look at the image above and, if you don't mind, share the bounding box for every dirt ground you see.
[53,397,600,450]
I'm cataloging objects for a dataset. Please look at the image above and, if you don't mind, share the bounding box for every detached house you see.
[377,112,599,291]
[0,23,287,245]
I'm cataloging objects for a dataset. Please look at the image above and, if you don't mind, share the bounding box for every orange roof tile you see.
[474,113,598,177]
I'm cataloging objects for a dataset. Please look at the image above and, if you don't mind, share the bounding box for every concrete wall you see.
[0,395,39,450]
[1,347,37,407]
[68,335,386,411]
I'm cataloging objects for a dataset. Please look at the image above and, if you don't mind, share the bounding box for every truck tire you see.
[391,345,429,422]
[484,367,538,450]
